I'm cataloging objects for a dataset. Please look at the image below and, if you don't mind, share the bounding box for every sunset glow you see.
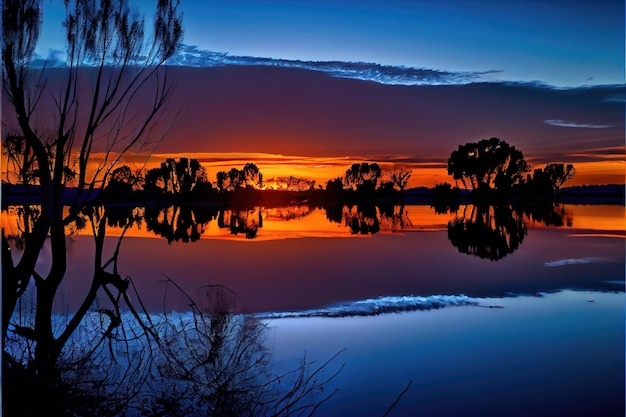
[4,203,621,245]
[114,151,623,190]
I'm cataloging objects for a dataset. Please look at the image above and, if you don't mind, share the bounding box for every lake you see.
[4,202,625,416]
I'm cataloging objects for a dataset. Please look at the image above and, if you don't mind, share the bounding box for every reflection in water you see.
[448,205,527,261]
[522,203,573,227]
[2,200,621,414]
[344,204,380,235]
[5,282,341,416]
[144,205,213,243]
[217,209,262,239]
[446,203,573,261]
[1,201,580,250]
[324,203,413,234]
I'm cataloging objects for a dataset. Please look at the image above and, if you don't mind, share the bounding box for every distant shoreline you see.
[2,183,623,208]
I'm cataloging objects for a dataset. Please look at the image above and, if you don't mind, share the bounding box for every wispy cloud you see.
[544,119,614,128]
[165,45,501,86]
[544,257,604,267]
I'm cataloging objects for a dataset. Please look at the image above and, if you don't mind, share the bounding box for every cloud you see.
[165,44,501,86]
[544,257,604,267]
[31,49,67,68]
[544,119,614,128]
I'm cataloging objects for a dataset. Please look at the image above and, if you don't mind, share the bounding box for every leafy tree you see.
[144,158,208,196]
[267,176,316,191]
[326,177,344,194]
[216,170,229,192]
[2,134,39,185]
[216,163,263,192]
[2,0,182,383]
[228,167,244,190]
[431,182,461,214]
[242,162,262,188]
[448,138,529,192]
[105,165,142,194]
[523,163,576,197]
[543,163,576,192]
[344,162,382,191]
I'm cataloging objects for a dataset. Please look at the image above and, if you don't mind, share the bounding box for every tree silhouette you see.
[378,203,414,232]
[143,205,207,244]
[543,163,576,193]
[448,138,529,193]
[217,209,262,239]
[389,168,412,193]
[242,162,263,189]
[101,165,142,199]
[431,182,461,214]
[216,170,228,192]
[447,205,527,261]
[216,163,263,192]
[144,157,208,196]
[344,162,382,192]
[228,168,244,190]
[2,134,40,186]
[521,163,576,198]
[2,0,182,384]
[522,203,572,227]
[326,177,344,194]
[344,204,380,234]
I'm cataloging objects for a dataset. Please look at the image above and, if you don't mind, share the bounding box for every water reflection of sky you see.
[268,291,625,417]
[5,202,624,415]
[23,203,621,314]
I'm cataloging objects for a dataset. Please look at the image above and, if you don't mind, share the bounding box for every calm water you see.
[5,203,625,415]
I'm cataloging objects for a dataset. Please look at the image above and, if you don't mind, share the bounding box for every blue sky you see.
[38,0,624,87]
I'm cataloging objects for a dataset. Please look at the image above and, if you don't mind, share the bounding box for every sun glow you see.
[3,148,623,191]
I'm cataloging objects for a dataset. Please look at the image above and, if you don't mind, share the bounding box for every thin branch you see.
[381,380,413,417]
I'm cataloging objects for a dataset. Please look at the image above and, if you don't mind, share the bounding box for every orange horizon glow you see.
[3,149,623,190]
[125,151,624,189]
[3,204,623,245]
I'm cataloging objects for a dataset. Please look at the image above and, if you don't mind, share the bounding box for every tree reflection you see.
[217,209,262,239]
[447,205,527,261]
[344,204,380,235]
[522,203,572,227]
[144,205,209,243]
[378,204,414,232]
[4,205,342,416]
[152,282,343,416]
[4,202,153,415]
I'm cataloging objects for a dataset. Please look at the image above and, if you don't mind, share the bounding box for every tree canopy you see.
[216,163,262,192]
[447,138,529,192]
[344,162,382,192]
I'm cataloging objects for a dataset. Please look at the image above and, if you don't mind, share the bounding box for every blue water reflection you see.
[268,291,625,417]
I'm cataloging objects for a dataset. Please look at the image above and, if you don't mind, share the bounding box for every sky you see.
[38,0,625,87]
[21,1,626,187]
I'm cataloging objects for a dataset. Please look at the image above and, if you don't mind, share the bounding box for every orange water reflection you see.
[2,203,623,243]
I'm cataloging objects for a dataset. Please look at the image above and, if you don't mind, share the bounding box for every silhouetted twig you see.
[382,380,413,417]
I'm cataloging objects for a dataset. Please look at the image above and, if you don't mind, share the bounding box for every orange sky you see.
[117,150,624,189]
[129,67,624,188]
[2,66,624,188]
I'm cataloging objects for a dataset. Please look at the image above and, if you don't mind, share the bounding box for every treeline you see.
[99,159,414,206]
[434,137,577,208]
[5,138,582,208]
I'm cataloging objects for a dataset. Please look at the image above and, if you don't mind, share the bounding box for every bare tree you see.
[389,168,412,193]
[2,0,182,382]
[151,279,345,417]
